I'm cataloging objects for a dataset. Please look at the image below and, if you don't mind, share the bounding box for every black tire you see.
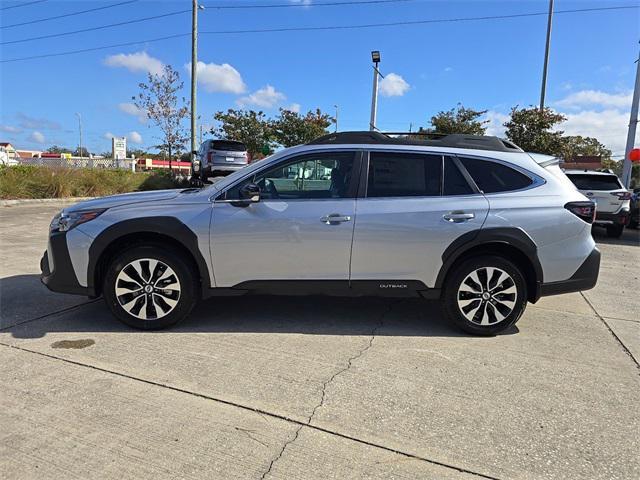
[441,255,528,336]
[103,245,199,330]
[606,224,624,238]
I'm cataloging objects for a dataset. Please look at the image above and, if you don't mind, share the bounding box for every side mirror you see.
[239,183,260,203]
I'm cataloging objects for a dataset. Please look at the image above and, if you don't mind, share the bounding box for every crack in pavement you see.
[258,300,399,480]
[0,325,501,480]
[580,292,640,372]
[0,299,100,332]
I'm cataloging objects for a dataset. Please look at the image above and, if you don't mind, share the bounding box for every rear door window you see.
[460,157,533,193]
[443,157,474,195]
[367,152,442,197]
[566,174,622,191]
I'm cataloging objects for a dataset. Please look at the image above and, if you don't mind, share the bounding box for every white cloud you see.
[0,125,21,134]
[285,103,301,113]
[28,131,45,144]
[118,102,147,123]
[186,61,246,94]
[103,132,115,140]
[554,90,632,109]
[237,85,286,108]
[483,111,510,137]
[104,51,164,76]
[559,109,634,156]
[16,113,61,130]
[127,131,143,144]
[379,73,410,97]
[443,67,453,73]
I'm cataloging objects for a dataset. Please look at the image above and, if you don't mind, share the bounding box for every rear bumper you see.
[204,164,247,173]
[594,209,629,226]
[539,247,600,297]
[40,232,94,296]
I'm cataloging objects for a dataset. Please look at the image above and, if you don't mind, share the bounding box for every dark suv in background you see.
[197,139,249,179]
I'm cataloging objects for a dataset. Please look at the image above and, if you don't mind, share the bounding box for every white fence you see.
[18,156,136,171]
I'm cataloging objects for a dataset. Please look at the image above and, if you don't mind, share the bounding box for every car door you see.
[350,151,489,288]
[210,150,361,287]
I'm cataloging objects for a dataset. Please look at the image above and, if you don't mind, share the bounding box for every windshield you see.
[566,174,623,191]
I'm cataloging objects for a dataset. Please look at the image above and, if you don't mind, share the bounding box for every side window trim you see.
[215,149,363,202]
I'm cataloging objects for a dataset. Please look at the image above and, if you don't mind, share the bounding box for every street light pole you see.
[75,112,82,159]
[622,47,640,188]
[539,0,554,111]
[334,104,338,132]
[369,51,381,131]
[190,0,199,176]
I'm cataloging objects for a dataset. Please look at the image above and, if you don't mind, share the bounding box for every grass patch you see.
[0,165,189,199]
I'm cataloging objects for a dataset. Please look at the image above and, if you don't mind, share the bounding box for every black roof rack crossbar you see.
[307,131,523,153]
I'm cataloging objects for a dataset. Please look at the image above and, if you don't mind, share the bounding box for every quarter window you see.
[367,152,442,197]
[460,157,533,193]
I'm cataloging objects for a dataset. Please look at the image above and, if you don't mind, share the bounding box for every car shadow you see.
[0,275,519,339]
[592,226,640,247]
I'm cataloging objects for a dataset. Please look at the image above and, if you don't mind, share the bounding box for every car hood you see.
[65,189,185,212]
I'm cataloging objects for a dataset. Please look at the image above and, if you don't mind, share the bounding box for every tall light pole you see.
[190,0,202,176]
[75,112,82,159]
[539,0,554,111]
[369,50,381,131]
[334,104,338,132]
[622,47,640,188]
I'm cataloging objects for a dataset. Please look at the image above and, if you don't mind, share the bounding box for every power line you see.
[1,5,637,63]
[0,10,190,45]
[200,5,639,35]
[0,0,48,11]
[204,0,414,8]
[1,0,139,30]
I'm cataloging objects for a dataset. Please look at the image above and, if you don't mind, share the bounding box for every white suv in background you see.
[42,132,601,336]
[565,169,631,238]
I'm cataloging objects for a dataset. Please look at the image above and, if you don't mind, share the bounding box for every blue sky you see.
[1,0,638,157]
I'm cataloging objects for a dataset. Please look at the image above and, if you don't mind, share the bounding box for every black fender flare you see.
[435,227,544,301]
[87,216,211,295]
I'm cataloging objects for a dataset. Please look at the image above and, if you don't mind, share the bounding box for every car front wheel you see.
[103,245,199,330]
[442,255,527,336]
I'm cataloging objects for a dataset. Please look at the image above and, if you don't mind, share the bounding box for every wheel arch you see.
[435,228,543,303]
[88,217,210,298]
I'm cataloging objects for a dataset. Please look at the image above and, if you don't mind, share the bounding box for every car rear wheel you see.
[606,224,624,238]
[442,255,527,336]
[103,245,199,330]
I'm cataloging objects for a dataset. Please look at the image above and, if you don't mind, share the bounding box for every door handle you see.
[320,213,352,224]
[443,211,475,223]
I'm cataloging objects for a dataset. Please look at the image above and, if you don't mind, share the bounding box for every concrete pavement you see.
[1,203,638,479]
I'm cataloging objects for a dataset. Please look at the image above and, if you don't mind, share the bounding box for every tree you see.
[211,109,272,158]
[429,104,488,135]
[557,135,612,163]
[270,108,333,147]
[73,146,91,157]
[134,64,189,170]
[46,145,73,154]
[503,106,566,155]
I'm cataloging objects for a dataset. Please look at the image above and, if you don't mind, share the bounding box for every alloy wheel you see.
[457,267,517,326]
[115,258,181,320]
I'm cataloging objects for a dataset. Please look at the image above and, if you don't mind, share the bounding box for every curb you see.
[1,197,94,207]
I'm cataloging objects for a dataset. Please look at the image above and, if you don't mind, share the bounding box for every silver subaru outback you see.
[42,131,600,335]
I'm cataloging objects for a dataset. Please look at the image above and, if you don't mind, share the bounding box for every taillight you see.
[207,151,213,163]
[565,201,596,224]
[611,191,631,201]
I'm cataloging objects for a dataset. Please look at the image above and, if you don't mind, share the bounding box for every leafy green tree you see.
[134,64,189,168]
[46,145,73,154]
[503,106,566,155]
[73,147,91,157]
[270,108,334,147]
[211,109,272,158]
[557,135,612,163]
[429,104,488,135]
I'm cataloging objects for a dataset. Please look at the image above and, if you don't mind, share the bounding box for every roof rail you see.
[308,130,523,153]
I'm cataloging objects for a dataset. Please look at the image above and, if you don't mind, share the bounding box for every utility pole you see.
[334,104,338,132]
[369,51,381,131]
[190,0,199,176]
[199,124,203,145]
[75,112,82,159]
[539,0,554,111]
[622,47,640,188]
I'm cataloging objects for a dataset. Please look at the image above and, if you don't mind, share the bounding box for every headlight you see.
[50,209,106,232]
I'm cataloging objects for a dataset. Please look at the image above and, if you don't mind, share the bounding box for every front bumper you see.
[594,209,629,226]
[539,247,600,297]
[41,231,94,296]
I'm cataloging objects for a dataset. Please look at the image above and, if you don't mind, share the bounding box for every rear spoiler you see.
[528,152,559,168]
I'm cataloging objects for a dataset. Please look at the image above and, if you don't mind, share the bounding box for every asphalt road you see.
[1,202,638,480]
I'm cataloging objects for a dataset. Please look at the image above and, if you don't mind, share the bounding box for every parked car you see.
[630,187,640,229]
[42,131,600,335]
[197,139,249,179]
[564,169,631,238]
